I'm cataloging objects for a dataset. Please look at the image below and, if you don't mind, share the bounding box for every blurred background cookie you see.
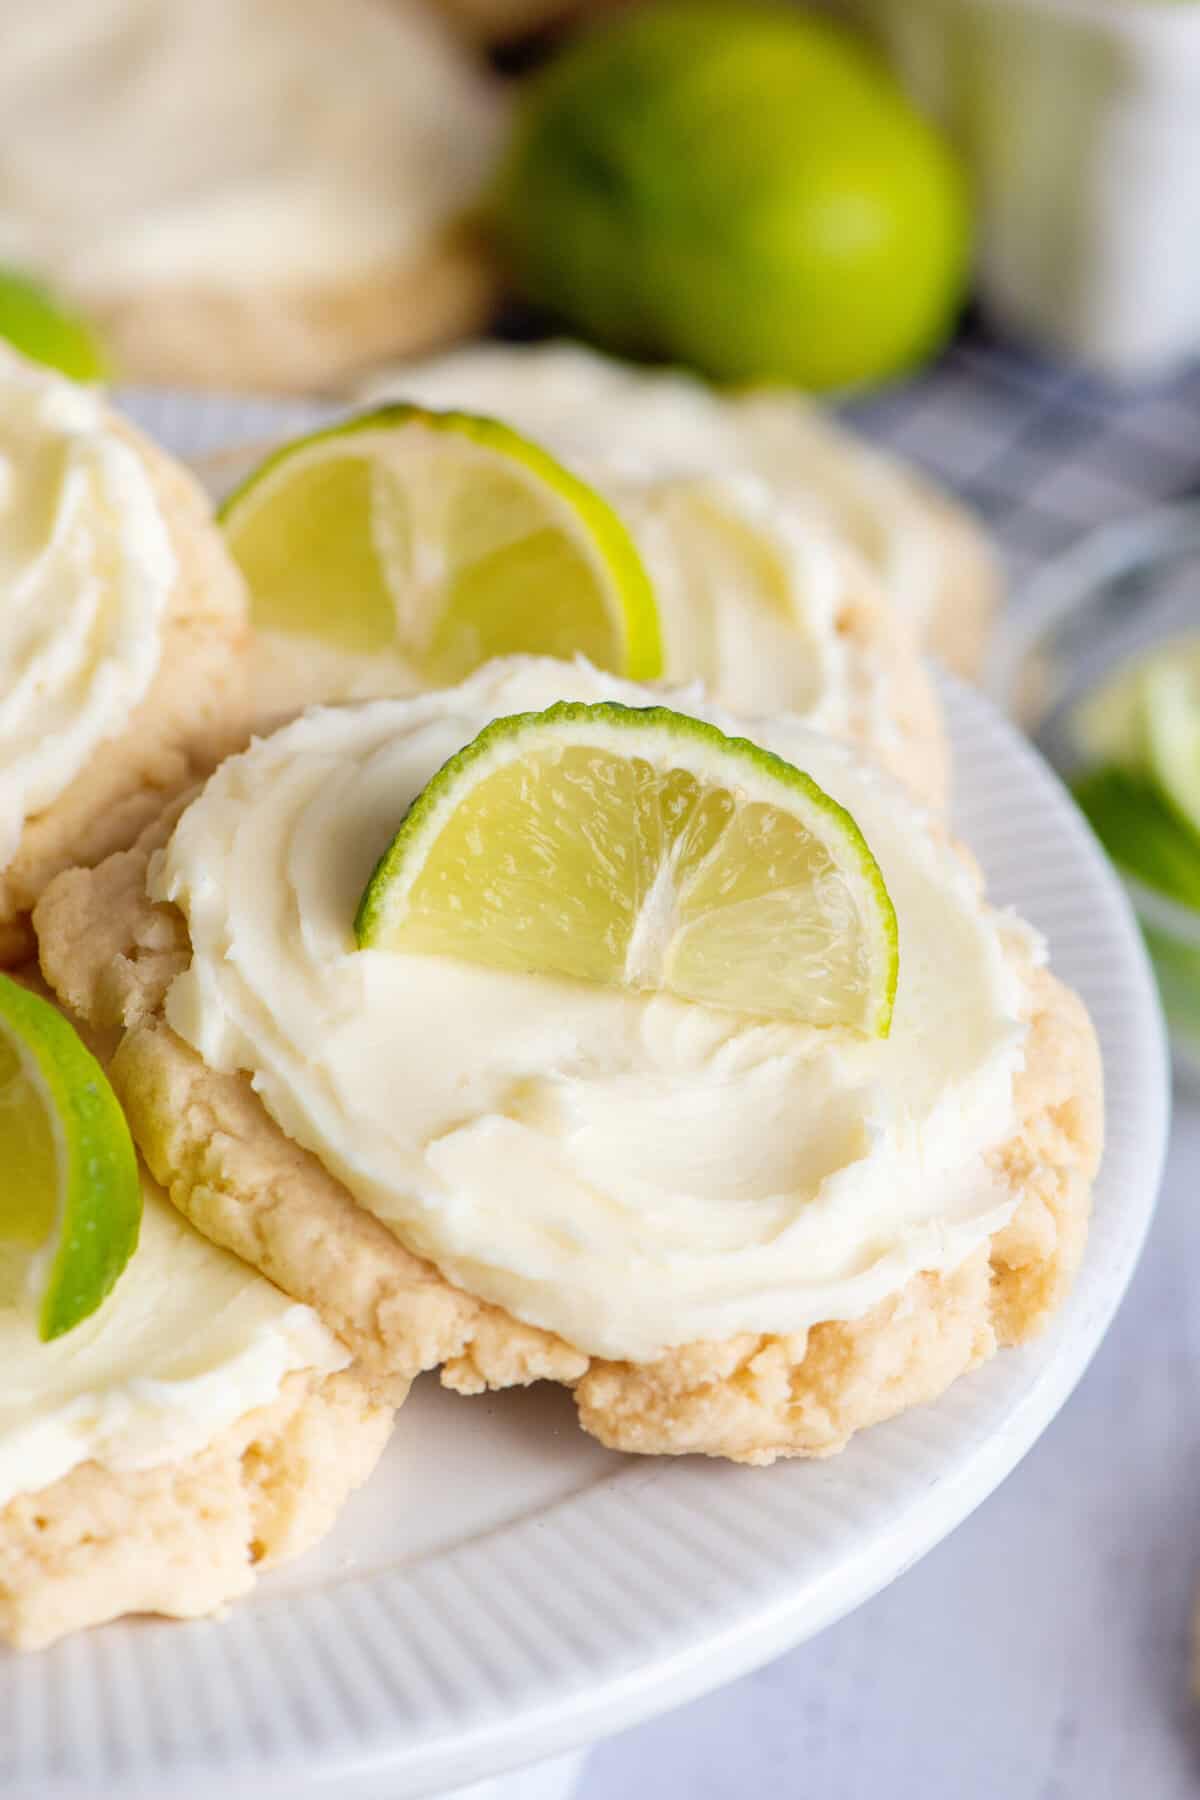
[360,342,998,680]
[0,0,504,392]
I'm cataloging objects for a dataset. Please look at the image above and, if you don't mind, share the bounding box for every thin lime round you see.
[0,975,140,1340]
[0,268,108,382]
[356,700,898,1034]
[493,1,970,391]
[220,405,663,684]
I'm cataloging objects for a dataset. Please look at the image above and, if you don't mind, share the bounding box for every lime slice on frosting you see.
[0,975,141,1340]
[1072,764,1200,911]
[220,405,663,685]
[356,701,898,1034]
[1072,640,1200,875]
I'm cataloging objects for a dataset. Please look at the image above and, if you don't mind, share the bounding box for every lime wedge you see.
[0,268,108,382]
[1072,662,1150,772]
[356,702,898,1034]
[0,976,140,1340]
[219,405,663,684]
[1072,764,1200,910]
[1143,660,1200,840]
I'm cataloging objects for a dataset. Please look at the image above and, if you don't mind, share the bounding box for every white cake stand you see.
[1,394,1169,1800]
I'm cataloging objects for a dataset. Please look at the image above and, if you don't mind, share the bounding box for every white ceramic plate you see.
[0,398,1169,1800]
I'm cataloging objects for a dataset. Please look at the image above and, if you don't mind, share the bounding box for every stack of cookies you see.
[0,341,1101,1651]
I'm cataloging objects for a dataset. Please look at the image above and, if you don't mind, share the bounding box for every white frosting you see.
[254,349,914,747]
[0,355,173,869]
[363,341,948,633]
[0,1180,346,1508]
[154,658,1030,1363]
[0,0,502,296]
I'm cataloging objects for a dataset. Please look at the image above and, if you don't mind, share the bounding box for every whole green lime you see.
[0,269,108,382]
[494,1,971,390]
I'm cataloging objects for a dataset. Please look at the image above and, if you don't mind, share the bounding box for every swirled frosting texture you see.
[0,357,173,869]
[153,659,1030,1362]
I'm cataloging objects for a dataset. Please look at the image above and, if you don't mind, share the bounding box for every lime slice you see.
[220,405,663,684]
[0,268,108,382]
[0,976,140,1340]
[356,701,898,1034]
[1143,660,1200,840]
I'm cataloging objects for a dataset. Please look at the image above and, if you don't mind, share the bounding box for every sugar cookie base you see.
[0,1368,391,1651]
[36,801,1101,1466]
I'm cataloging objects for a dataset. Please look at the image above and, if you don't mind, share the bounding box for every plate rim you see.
[2,669,1169,1800]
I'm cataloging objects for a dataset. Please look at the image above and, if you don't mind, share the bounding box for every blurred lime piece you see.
[493,0,971,391]
[1143,659,1200,839]
[1072,637,1200,838]
[0,975,140,1340]
[1072,764,1200,911]
[1144,925,1200,1059]
[220,405,662,683]
[0,268,108,382]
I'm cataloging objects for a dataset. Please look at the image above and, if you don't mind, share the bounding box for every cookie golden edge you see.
[914,480,1003,684]
[89,227,499,396]
[826,543,949,812]
[0,362,254,968]
[0,970,396,1652]
[35,801,1102,1468]
[0,1365,393,1653]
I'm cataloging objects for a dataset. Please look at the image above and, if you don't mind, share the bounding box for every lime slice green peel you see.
[0,975,140,1340]
[219,403,664,683]
[0,268,109,383]
[356,700,898,1036]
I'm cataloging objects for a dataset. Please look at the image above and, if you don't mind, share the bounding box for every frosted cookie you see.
[0,349,249,965]
[36,657,1103,1464]
[0,979,392,1652]
[0,0,503,392]
[360,341,1000,678]
[229,399,947,810]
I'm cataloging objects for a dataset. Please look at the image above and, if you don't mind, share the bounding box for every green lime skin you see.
[1072,764,1200,911]
[0,975,140,1340]
[356,699,898,1036]
[0,268,109,382]
[493,1,971,391]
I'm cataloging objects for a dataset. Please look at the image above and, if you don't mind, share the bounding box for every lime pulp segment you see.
[356,701,898,1034]
[0,975,140,1340]
[219,404,663,684]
